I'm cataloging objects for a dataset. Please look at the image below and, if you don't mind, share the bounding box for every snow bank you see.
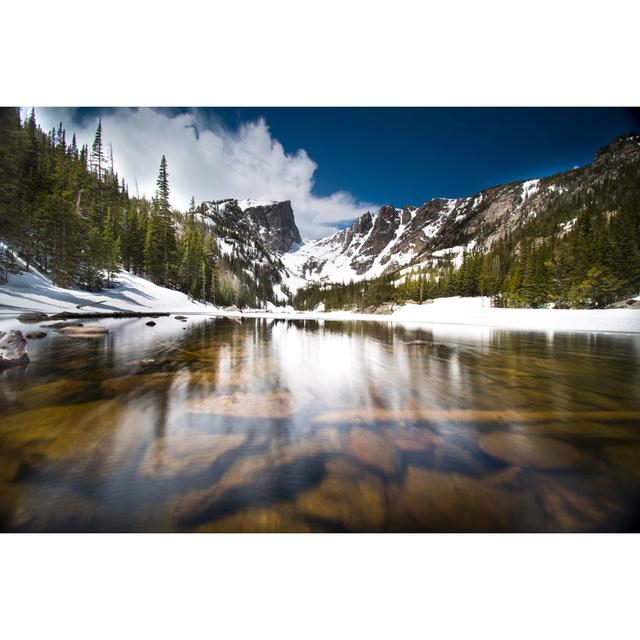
[0,265,216,314]
[242,296,640,334]
[389,298,640,333]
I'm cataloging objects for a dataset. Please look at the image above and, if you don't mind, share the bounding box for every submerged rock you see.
[0,330,29,368]
[197,505,318,533]
[348,427,399,474]
[2,484,96,533]
[188,391,295,418]
[603,445,640,480]
[478,432,586,470]
[17,378,94,408]
[0,454,22,483]
[0,400,131,476]
[138,432,246,479]
[57,324,108,338]
[17,312,48,323]
[406,340,453,354]
[530,471,626,532]
[389,466,543,532]
[528,421,634,440]
[101,372,176,396]
[386,427,444,452]
[24,331,47,340]
[296,459,386,531]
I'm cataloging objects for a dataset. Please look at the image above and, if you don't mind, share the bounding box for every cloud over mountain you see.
[34,107,376,239]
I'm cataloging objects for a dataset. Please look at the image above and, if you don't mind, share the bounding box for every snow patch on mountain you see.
[521,179,540,201]
[236,198,278,211]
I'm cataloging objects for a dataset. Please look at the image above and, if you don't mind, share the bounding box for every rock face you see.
[199,198,302,254]
[358,302,395,315]
[606,298,640,309]
[242,200,302,253]
[0,330,29,368]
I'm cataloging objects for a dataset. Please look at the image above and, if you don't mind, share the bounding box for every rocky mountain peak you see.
[592,133,640,169]
[202,198,302,254]
[359,205,402,258]
[241,199,302,253]
[353,211,374,235]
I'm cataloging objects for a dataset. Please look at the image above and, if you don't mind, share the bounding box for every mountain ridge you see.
[276,133,640,294]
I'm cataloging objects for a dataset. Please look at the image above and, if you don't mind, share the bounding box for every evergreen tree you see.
[91,118,105,180]
[144,156,176,286]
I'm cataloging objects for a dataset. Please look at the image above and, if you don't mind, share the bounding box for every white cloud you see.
[32,107,378,239]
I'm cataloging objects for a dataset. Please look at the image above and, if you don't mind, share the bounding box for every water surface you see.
[1,315,639,532]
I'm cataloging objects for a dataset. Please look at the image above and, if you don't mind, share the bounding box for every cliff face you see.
[199,198,302,254]
[242,200,302,253]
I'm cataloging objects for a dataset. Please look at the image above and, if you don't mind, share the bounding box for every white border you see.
[1,534,638,639]
[1,1,639,106]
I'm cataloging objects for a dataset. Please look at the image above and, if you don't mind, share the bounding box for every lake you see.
[1,314,639,532]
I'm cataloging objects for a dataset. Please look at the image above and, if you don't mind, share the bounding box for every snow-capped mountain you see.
[280,133,640,289]
[173,133,639,303]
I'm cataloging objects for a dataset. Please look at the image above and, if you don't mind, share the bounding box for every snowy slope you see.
[0,259,215,314]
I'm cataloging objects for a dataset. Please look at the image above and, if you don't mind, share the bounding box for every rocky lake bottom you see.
[0,314,639,532]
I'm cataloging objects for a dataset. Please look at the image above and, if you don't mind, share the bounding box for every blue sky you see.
[36,107,640,238]
[208,107,640,203]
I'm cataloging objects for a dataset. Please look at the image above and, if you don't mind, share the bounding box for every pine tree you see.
[156,155,170,214]
[144,156,176,286]
[91,118,105,180]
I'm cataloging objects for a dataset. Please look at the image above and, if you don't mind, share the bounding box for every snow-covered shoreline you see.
[244,301,640,334]
[1,266,639,334]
